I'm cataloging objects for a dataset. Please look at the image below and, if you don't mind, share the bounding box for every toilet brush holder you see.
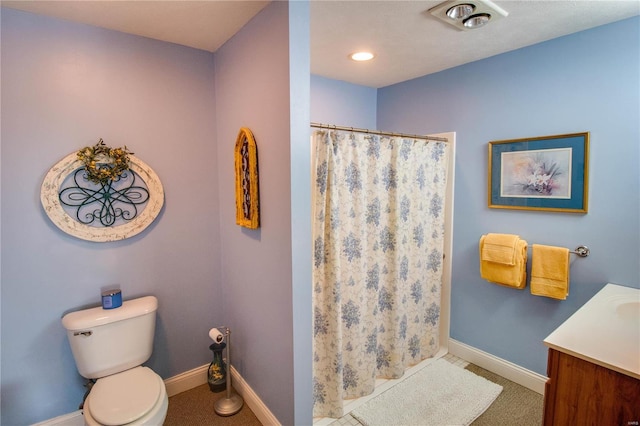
[210,326,243,416]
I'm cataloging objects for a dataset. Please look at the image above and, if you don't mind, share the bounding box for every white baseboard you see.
[31,411,84,426]
[33,365,279,426]
[448,338,547,395]
[230,365,281,426]
[164,363,208,397]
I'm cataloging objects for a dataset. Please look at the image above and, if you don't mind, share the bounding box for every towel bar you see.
[571,245,590,257]
[526,245,590,258]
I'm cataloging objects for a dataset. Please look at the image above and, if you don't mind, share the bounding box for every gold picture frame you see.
[488,132,589,213]
[234,127,260,228]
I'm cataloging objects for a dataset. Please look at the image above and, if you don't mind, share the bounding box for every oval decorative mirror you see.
[41,140,164,242]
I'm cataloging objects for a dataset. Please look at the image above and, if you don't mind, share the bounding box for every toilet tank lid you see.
[62,296,158,331]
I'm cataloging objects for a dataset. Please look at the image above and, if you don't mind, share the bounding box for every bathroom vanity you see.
[543,283,640,425]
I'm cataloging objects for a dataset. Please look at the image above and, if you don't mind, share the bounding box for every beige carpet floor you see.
[164,385,262,426]
[165,364,544,425]
[467,364,544,426]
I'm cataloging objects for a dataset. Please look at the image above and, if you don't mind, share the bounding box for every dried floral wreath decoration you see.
[77,138,133,185]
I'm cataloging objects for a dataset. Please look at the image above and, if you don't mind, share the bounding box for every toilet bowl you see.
[82,367,168,426]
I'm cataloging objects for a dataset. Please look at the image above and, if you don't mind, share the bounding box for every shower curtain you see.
[312,129,449,418]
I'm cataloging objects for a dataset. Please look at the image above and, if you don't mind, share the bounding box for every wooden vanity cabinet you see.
[543,348,640,425]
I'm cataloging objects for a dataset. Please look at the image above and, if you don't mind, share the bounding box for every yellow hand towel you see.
[530,244,570,300]
[479,235,528,289]
[481,233,520,265]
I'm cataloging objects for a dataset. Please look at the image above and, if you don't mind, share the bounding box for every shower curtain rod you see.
[311,122,449,142]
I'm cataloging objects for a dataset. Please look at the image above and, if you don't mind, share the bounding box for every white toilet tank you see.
[62,296,158,379]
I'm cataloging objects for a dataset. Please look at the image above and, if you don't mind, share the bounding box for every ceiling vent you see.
[429,0,508,31]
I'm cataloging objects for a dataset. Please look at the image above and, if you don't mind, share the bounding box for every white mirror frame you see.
[41,152,164,242]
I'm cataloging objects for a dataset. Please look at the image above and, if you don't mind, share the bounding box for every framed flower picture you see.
[488,132,589,213]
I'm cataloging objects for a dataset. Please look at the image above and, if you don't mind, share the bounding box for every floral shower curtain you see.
[312,129,449,418]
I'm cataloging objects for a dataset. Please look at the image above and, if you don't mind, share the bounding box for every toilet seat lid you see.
[89,366,161,426]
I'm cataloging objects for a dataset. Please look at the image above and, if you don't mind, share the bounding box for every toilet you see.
[62,296,168,425]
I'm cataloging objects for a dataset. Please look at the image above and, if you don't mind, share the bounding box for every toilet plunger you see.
[212,327,243,416]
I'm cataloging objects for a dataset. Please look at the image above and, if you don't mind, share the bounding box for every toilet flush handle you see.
[73,331,92,337]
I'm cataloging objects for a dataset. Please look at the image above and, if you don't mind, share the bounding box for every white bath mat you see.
[351,358,502,426]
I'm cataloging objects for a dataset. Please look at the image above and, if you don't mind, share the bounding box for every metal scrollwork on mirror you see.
[41,142,164,242]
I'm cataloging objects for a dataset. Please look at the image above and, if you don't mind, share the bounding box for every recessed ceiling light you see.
[446,3,474,20]
[350,52,375,61]
[463,13,491,29]
[428,0,507,31]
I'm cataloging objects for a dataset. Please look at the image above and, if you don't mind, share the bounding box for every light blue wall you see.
[311,75,377,128]
[214,2,299,424]
[290,2,313,425]
[377,17,640,375]
[1,8,219,425]
[3,4,637,424]
[1,3,311,424]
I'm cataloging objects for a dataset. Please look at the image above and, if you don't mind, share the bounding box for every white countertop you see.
[544,283,640,380]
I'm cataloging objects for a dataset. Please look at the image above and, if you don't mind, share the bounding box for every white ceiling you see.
[1,1,271,52]
[2,0,639,88]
